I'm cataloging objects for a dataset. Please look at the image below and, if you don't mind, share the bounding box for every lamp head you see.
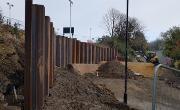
[69,0,73,4]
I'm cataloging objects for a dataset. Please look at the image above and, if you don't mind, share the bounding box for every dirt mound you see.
[97,61,135,79]
[43,68,135,110]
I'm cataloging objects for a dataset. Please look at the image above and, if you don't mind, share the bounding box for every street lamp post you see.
[69,0,73,38]
[124,0,129,104]
[6,2,14,25]
[90,28,92,40]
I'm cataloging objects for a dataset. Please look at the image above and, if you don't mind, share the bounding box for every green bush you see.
[174,60,180,69]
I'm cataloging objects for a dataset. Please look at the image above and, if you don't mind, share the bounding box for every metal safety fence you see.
[152,64,180,110]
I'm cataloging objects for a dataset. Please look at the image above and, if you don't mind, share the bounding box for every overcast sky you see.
[0,0,180,42]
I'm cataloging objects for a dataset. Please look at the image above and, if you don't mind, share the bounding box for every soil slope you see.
[43,68,136,110]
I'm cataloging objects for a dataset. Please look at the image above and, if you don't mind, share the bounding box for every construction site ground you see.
[77,61,180,110]
[93,78,180,110]
[42,61,180,110]
[42,67,136,110]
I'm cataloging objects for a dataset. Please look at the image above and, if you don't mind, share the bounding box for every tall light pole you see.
[124,0,129,104]
[6,2,14,25]
[90,28,92,40]
[69,0,73,38]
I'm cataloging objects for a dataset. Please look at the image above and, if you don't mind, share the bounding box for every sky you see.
[0,0,180,42]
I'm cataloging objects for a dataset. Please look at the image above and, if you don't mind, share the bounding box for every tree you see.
[103,8,122,37]
[0,10,3,25]
[130,31,148,52]
[161,26,180,60]
[148,39,164,51]
[101,8,148,54]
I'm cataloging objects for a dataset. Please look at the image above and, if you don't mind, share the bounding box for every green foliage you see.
[12,23,20,38]
[97,35,137,61]
[175,60,180,69]
[161,26,180,60]
[100,8,148,60]
[0,10,3,25]
[148,39,164,51]
[130,31,148,52]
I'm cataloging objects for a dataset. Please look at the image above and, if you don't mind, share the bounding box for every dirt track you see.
[82,61,180,110]
[93,78,180,110]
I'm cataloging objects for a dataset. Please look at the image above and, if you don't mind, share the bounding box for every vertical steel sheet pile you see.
[31,4,45,109]
[49,22,54,88]
[45,16,50,97]
[25,0,32,109]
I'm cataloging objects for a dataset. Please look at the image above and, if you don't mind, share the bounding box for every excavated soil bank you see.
[97,61,135,79]
[43,68,136,110]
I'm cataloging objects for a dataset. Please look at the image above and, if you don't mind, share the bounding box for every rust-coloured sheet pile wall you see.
[25,1,118,109]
